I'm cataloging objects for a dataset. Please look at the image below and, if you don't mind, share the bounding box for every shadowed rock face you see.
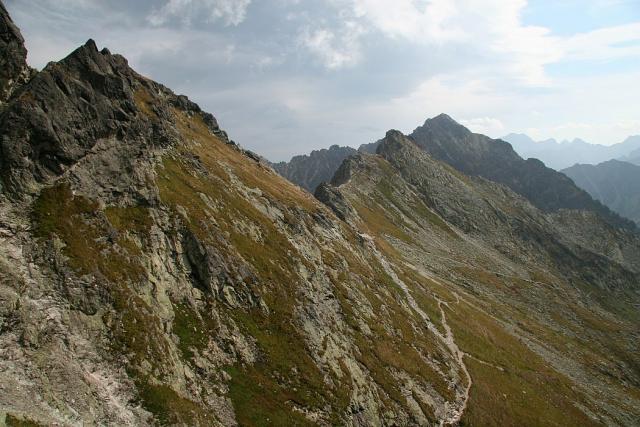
[0,1,33,103]
[0,38,227,196]
[563,159,640,225]
[409,114,636,230]
[272,144,357,192]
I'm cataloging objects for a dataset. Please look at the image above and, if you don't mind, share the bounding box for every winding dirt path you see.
[435,297,472,426]
[362,234,472,425]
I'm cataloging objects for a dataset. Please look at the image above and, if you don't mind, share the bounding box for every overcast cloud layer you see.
[6,0,640,160]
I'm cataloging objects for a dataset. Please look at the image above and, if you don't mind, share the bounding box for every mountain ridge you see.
[271,144,357,192]
[502,133,640,170]
[562,159,640,225]
[277,115,635,231]
[1,3,639,425]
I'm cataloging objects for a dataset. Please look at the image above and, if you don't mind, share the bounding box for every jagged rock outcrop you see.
[358,139,382,154]
[272,144,357,192]
[275,115,634,232]
[314,182,354,222]
[0,6,474,425]
[0,2,33,104]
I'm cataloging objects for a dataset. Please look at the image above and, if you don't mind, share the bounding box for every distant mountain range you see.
[502,133,640,170]
[562,160,640,225]
[271,145,357,192]
[274,114,634,230]
[620,147,640,166]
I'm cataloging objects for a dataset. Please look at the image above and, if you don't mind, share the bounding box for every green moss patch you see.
[5,414,44,427]
[135,377,213,426]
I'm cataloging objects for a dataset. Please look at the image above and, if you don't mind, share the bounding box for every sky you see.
[5,0,640,161]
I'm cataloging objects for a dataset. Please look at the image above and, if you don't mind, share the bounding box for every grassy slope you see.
[28,100,639,424]
[340,153,638,425]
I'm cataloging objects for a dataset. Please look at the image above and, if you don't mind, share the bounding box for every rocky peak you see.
[418,113,472,140]
[375,129,418,159]
[409,114,636,230]
[0,35,228,197]
[0,1,33,103]
[2,4,640,425]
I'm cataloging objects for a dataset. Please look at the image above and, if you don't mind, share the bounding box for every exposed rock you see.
[0,2,33,104]
[272,144,357,192]
[314,182,355,222]
[0,3,639,426]
[319,129,640,424]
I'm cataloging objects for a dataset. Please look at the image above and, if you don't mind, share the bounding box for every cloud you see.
[460,117,505,136]
[351,0,464,42]
[301,21,365,69]
[349,0,562,85]
[148,0,251,26]
[563,22,640,61]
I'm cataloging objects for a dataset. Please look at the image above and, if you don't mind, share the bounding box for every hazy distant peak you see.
[422,113,469,131]
[502,133,640,170]
[503,133,535,143]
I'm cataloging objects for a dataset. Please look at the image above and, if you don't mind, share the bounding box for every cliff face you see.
[272,144,357,193]
[0,8,471,425]
[1,4,640,426]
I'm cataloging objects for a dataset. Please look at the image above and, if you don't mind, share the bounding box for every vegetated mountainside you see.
[318,130,640,426]
[0,7,505,425]
[271,145,357,192]
[0,5,639,426]
[562,160,640,225]
[275,118,634,233]
[502,133,640,170]
[410,114,635,230]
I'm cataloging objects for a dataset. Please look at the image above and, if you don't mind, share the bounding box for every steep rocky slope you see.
[0,8,487,425]
[0,2,32,104]
[1,4,639,426]
[272,145,357,192]
[562,160,640,225]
